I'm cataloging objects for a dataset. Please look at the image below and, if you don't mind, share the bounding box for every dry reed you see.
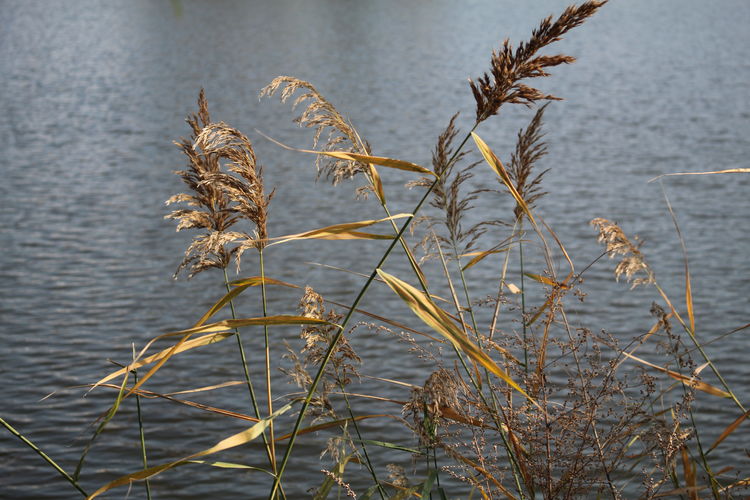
[16,2,749,499]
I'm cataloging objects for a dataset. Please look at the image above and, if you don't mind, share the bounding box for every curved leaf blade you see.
[377,270,534,406]
[268,214,411,246]
[87,403,294,499]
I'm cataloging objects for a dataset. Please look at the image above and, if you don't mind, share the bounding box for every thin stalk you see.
[517,218,529,375]
[259,249,277,473]
[435,234,526,500]
[222,268,275,470]
[1,417,88,498]
[451,240,482,348]
[658,185,745,413]
[339,387,386,499]
[270,126,477,499]
[489,218,520,343]
[269,181,433,499]
[131,362,152,500]
[653,282,745,413]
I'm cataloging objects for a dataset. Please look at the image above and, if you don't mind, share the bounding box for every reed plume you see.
[165,90,272,275]
[165,90,236,277]
[508,103,550,220]
[469,1,606,124]
[260,76,371,186]
[408,114,488,258]
[590,218,654,288]
[283,286,360,420]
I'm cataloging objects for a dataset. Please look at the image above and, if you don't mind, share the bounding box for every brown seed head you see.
[590,218,654,288]
[469,1,606,124]
[260,76,371,185]
[166,90,272,277]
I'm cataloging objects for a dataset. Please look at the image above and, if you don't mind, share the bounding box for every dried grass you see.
[26,3,749,499]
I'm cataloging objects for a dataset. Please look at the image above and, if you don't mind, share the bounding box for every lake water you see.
[1,1,749,498]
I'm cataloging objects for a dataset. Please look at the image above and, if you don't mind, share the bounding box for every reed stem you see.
[131,363,152,500]
[222,268,276,471]
[1,417,88,498]
[259,250,277,473]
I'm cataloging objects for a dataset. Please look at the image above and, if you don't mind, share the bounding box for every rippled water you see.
[1,1,749,498]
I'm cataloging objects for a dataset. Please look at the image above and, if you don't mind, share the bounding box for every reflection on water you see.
[1,1,748,497]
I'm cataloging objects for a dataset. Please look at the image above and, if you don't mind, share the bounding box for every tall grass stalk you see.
[131,362,152,500]
[258,250,276,472]
[22,2,750,498]
[222,267,276,471]
[0,417,89,497]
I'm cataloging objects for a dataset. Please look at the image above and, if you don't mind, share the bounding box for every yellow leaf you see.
[93,332,234,388]
[524,272,569,289]
[268,214,411,246]
[620,351,731,398]
[258,130,434,175]
[472,132,536,226]
[377,270,535,407]
[367,163,386,203]
[86,403,294,499]
[229,276,298,288]
[649,168,750,182]
[461,248,508,271]
[309,151,433,176]
[94,316,330,398]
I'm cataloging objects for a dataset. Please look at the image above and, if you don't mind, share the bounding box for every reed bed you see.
[4,1,749,498]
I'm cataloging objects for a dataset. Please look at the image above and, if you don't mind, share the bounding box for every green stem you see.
[259,250,277,475]
[339,386,387,499]
[1,416,88,497]
[269,151,450,499]
[222,268,276,471]
[132,367,152,500]
[517,218,529,375]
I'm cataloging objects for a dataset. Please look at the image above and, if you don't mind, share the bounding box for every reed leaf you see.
[708,408,750,452]
[94,383,260,423]
[461,248,509,271]
[229,276,299,288]
[524,272,570,289]
[268,214,412,245]
[376,269,533,404]
[648,168,750,182]
[258,130,434,175]
[94,316,328,400]
[472,132,536,226]
[185,460,273,474]
[620,351,731,398]
[93,332,234,390]
[86,403,294,499]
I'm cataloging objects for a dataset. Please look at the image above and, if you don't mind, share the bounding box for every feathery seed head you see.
[469,1,606,124]
[260,76,371,185]
[166,90,272,278]
[590,218,654,288]
[508,103,550,220]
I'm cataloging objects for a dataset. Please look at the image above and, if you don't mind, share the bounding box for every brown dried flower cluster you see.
[166,90,272,277]
[403,368,463,447]
[282,287,360,419]
[508,103,550,221]
[260,76,371,186]
[469,1,606,124]
[590,218,654,288]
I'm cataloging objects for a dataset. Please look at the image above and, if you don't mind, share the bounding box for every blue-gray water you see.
[1,1,749,498]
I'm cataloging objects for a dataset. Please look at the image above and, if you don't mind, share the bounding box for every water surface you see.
[1,1,749,498]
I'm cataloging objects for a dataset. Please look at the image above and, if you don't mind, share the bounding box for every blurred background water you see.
[1,0,748,498]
